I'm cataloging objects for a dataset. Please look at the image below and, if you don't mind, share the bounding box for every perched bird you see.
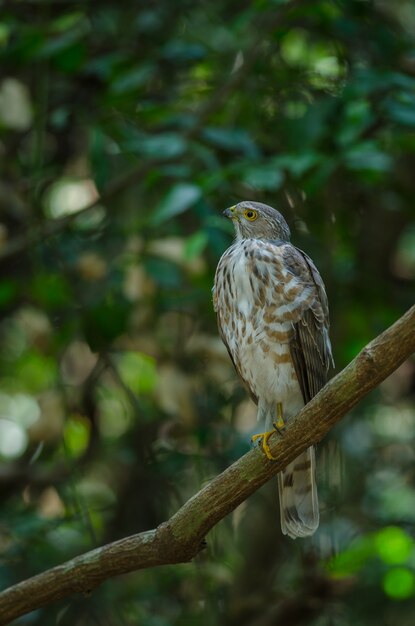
[213,201,333,539]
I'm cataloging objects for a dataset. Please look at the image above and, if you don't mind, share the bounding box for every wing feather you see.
[283,245,334,403]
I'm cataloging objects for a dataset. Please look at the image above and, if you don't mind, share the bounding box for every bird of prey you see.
[213,201,333,539]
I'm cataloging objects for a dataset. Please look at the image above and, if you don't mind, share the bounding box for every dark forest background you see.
[0,0,415,624]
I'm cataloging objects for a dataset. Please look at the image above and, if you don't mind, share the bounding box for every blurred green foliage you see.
[0,0,414,625]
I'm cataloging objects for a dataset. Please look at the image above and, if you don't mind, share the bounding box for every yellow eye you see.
[243,209,257,221]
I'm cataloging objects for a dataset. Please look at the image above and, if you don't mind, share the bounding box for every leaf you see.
[202,127,259,157]
[162,40,206,62]
[53,42,86,73]
[51,11,86,32]
[344,142,393,172]
[117,352,158,395]
[0,22,11,47]
[14,352,57,393]
[124,133,186,159]
[37,20,89,58]
[337,100,374,146]
[84,51,126,79]
[328,535,375,578]
[31,274,72,308]
[386,102,415,128]
[64,416,90,458]
[150,183,201,225]
[276,152,320,176]
[383,568,415,600]
[111,64,154,94]
[184,231,208,260]
[375,527,413,565]
[0,280,17,307]
[83,298,131,350]
[143,257,183,287]
[243,165,284,190]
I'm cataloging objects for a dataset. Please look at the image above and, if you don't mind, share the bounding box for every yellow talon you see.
[251,403,285,461]
[251,429,278,460]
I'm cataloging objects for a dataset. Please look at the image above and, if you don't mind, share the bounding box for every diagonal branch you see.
[0,304,414,625]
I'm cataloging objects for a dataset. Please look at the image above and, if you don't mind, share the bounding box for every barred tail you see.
[277,446,319,539]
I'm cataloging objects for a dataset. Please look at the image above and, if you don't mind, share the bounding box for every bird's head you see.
[223,201,291,241]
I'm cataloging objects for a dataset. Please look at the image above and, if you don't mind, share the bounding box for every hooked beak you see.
[223,207,237,220]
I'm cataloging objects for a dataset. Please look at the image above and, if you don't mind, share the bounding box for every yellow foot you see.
[251,402,285,461]
[251,429,279,460]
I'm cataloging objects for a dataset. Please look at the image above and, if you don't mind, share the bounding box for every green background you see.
[0,1,415,624]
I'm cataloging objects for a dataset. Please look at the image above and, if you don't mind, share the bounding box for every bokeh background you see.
[1,1,415,624]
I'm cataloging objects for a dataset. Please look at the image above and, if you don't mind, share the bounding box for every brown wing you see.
[283,245,334,404]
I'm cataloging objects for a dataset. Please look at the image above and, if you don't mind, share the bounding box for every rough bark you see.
[0,304,414,625]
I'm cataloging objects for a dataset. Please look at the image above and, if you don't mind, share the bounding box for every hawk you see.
[213,201,333,539]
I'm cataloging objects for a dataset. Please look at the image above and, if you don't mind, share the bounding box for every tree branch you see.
[0,304,414,624]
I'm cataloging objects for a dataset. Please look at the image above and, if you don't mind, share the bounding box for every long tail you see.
[277,446,319,539]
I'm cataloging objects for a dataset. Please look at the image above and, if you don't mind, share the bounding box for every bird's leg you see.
[251,402,285,461]
[274,401,285,430]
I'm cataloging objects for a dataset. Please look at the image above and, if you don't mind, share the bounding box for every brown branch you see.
[0,305,414,624]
